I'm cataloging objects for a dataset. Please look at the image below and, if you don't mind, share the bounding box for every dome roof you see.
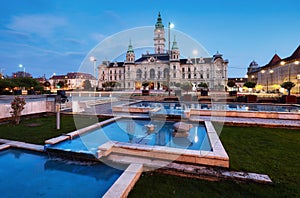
[249,60,258,67]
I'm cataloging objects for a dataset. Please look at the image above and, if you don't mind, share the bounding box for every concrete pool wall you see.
[186,109,300,120]
[112,102,300,120]
[45,117,229,168]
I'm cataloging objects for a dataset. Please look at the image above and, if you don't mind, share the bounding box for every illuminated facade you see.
[98,13,229,90]
[247,45,300,93]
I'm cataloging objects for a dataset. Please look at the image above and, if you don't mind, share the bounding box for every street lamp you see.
[269,69,274,92]
[168,22,174,96]
[297,74,300,94]
[19,64,25,77]
[261,69,266,92]
[89,56,97,91]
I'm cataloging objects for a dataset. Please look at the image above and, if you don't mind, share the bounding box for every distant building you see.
[13,71,32,78]
[98,13,229,91]
[49,72,97,90]
[247,60,260,83]
[247,45,300,93]
[228,77,247,91]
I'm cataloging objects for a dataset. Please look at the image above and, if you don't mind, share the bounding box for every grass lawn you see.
[0,115,107,145]
[129,126,300,197]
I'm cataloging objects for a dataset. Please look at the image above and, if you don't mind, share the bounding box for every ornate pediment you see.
[147,56,157,63]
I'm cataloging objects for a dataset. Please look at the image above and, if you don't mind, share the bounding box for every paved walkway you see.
[0,139,44,152]
[190,116,300,128]
[62,100,300,128]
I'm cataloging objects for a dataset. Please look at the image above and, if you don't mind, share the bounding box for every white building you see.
[49,72,97,90]
[98,13,228,91]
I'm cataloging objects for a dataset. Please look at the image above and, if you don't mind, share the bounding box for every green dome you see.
[127,40,134,53]
[172,35,179,50]
[155,12,164,28]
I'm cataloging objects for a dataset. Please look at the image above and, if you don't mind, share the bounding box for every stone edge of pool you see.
[0,139,44,152]
[112,102,300,120]
[45,116,230,168]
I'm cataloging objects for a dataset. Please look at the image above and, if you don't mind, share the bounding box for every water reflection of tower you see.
[126,121,135,143]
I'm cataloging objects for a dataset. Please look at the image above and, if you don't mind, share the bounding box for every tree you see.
[83,79,92,90]
[174,82,181,88]
[142,81,149,87]
[198,82,208,88]
[57,81,65,89]
[180,82,193,93]
[102,81,121,90]
[0,79,16,93]
[43,81,51,87]
[243,81,256,89]
[227,81,236,88]
[10,96,26,125]
[281,81,295,96]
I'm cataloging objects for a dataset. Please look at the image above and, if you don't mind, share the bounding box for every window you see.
[173,65,176,70]
[119,70,122,80]
[150,69,155,79]
[163,68,169,79]
[136,69,142,80]
[207,73,209,78]
[173,73,176,78]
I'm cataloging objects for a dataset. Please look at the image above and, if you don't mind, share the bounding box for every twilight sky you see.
[0,0,299,78]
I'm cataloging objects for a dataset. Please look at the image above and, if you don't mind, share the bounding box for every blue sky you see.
[0,0,299,78]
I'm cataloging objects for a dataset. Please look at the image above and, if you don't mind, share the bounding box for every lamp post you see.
[89,56,97,91]
[19,64,25,77]
[261,69,266,92]
[168,22,174,96]
[269,69,273,92]
[297,74,300,94]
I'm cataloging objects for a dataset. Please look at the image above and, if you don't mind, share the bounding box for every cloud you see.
[7,14,67,37]
[90,33,106,43]
[0,29,32,40]
[63,38,86,46]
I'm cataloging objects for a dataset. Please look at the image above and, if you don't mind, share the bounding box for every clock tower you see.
[154,12,165,54]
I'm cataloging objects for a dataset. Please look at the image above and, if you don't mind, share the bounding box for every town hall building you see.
[98,13,228,91]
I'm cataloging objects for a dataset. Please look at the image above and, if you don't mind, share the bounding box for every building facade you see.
[49,72,97,90]
[247,45,300,93]
[98,13,228,91]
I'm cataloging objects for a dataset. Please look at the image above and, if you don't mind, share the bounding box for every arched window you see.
[150,69,155,79]
[136,69,142,80]
[163,68,169,79]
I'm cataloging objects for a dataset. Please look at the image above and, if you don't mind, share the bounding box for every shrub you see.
[281,81,295,96]
[10,96,26,125]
